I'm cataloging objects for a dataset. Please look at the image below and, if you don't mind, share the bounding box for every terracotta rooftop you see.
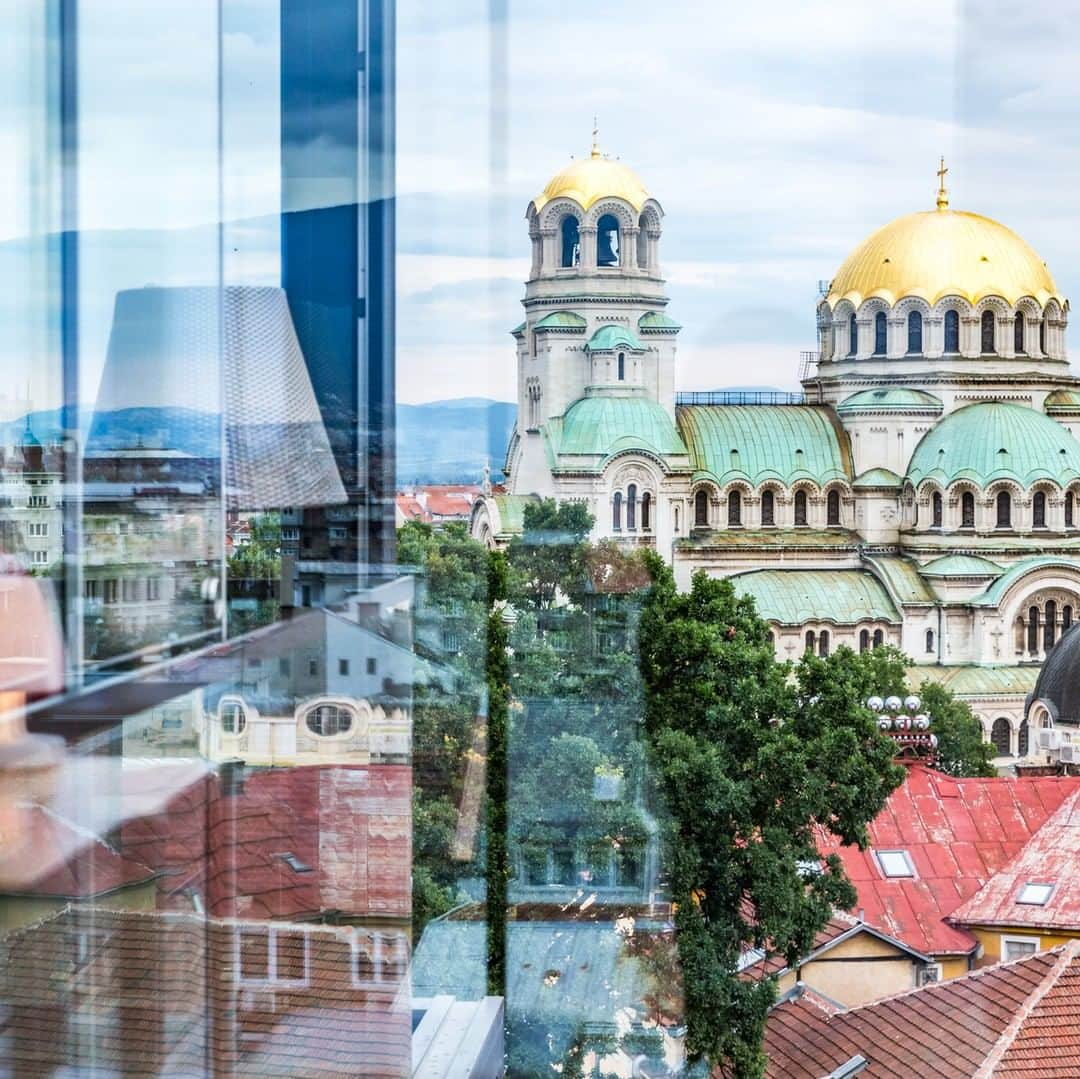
[950,789,1080,934]
[815,765,1080,956]
[756,942,1080,1078]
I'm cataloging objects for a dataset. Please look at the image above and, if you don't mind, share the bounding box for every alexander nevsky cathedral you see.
[471,140,1080,759]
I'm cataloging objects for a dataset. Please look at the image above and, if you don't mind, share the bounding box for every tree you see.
[918,680,996,777]
[637,555,904,1075]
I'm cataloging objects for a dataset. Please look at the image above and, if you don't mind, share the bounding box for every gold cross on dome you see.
[936,156,949,210]
[591,117,600,158]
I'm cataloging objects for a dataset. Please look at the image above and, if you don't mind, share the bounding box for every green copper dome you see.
[906,402,1080,488]
[586,325,644,352]
[837,387,943,414]
[547,394,688,466]
[731,569,900,626]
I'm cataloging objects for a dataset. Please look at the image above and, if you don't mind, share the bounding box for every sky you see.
[4,0,1080,413]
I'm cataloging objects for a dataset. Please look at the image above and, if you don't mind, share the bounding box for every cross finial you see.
[591,116,600,159]
[936,156,949,210]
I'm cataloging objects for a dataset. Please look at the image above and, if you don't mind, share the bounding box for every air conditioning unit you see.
[1059,743,1077,764]
[917,963,942,986]
[1038,729,1061,751]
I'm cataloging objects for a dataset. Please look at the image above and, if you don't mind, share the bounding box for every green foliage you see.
[637,554,904,1075]
[918,680,997,777]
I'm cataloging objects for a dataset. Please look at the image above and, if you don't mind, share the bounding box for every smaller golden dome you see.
[827,207,1064,310]
[532,147,650,214]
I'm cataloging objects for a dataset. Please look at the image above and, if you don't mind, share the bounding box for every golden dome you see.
[532,147,651,214]
[826,206,1064,309]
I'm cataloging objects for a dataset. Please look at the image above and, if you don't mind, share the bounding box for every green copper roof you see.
[921,554,1004,577]
[1044,388,1080,413]
[586,325,643,352]
[906,402,1080,488]
[864,555,938,604]
[534,310,587,331]
[492,493,537,535]
[731,569,900,626]
[511,321,526,336]
[971,556,1080,607]
[546,394,688,466]
[838,387,943,414]
[912,665,1039,697]
[676,528,860,550]
[676,405,852,487]
[638,312,682,331]
[853,467,903,488]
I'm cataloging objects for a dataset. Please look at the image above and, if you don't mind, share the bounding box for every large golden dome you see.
[531,147,650,214]
[826,205,1064,309]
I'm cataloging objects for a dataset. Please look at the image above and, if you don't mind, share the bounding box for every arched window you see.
[596,213,620,267]
[1028,606,1040,653]
[613,491,622,531]
[694,489,709,527]
[761,489,775,527]
[305,703,352,737]
[859,629,870,653]
[1033,490,1047,529]
[727,489,742,527]
[981,310,996,353]
[674,505,680,533]
[1045,599,1057,650]
[996,490,1012,529]
[560,216,580,268]
[873,311,887,355]
[1040,317,1047,355]
[1064,605,1074,632]
[961,491,975,529]
[637,214,649,269]
[1014,312,1026,354]
[848,314,858,356]
[626,484,637,530]
[818,630,830,657]
[907,311,923,354]
[641,492,651,531]
[872,628,884,648]
[827,489,841,527]
[805,630,816,653]
[990,717,1012,756]
[220,699,247,735]
[932,491,943,528]
[1066,492,1075,528]
[944,309,960,353]
[1018,719,1030,756]
[925,628,935,654]
[794,489,808,527]
[617,352,625,381]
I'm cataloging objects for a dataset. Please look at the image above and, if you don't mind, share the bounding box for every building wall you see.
[968,925,1079,968]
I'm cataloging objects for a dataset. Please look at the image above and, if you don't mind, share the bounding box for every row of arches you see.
[1013,596,1076,658]
[845,310,1048,358]
[532,197,663,277]
[693,485,846,530]
[612,483,653,532]
[913,483,1080,533]
[990,716,1030,758]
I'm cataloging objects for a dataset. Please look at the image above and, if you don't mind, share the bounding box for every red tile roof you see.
[0,907,410,1077]
[815,765,1080,956]
[395,495,431,523]
[950,789,1080,934]
[756,943,1080,1078]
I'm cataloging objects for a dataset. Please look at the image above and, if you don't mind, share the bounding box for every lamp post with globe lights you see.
[867,693,937,765]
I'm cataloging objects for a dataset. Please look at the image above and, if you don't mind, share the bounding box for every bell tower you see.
[508,135,680,494]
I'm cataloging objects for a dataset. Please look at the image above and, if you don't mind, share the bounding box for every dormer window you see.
[875,849,915,878]
[1017,882,1054,905]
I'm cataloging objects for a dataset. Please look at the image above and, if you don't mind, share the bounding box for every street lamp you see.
[867,693,938,763]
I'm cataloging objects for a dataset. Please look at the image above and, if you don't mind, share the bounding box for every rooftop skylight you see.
[1016,882,1054,905]
[875,850,915,878]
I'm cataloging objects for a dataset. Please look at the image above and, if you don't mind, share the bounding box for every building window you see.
[761,489,775,527]
[1066,492,1075,528]
[308,658,318,676]
[84,579,100,601]
[1040,317,1047,355]
[32,550,49,565]
[1028,607,1040,653]
[146,577,161,601]
[627,483,637,530]
[907,311,922,353]
[1033,491,1047,529]
[121,578,140,602]
[442,630,461,653]
[932,491,943,528]
[826,489,841,527]
[641,492,651,530]
[1014,312,1026,354]
[1017,882,1054,906]
[596,213,620,266]
[613,491,622,531]
[1019,719,1030,755]
[238,927,309,986]
[848,314,858,356]
[859,629,870,652]
[1064,606,1073,633]
[961,491,975,529]
[1045,600,1057,650]
[560,215,580,267]
[996,491,1012,529]
[220,699,247,735]
[338,658,349,675]
[727,489,742,527]
[305,704,352,737]
[27,494,48,508]
[875,850,915,878]
[873,311,887,355]
[944,309,960,353]
[794,489,808,527]
[925,628,935,653]
[27,522,49,537]
[694,489,708,527]
[1002,936,1040,962]
[872,628,884,648]
[617,352,625,381]
[366,657,377,675]
[104,579,119,604]
[990,717,1011,755]
[805,630,815,653]
[981,310,996,353]
[818,629,830,657]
